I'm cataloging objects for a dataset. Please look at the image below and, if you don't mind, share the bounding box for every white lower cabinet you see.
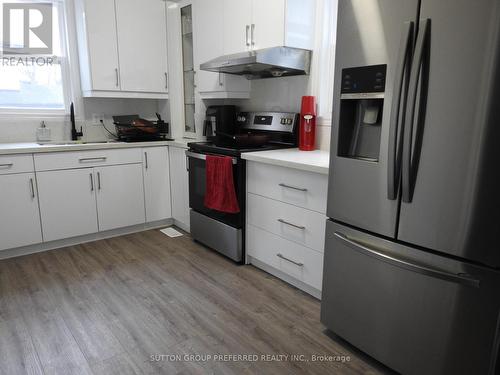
[169,146,190,231]
[95,164,145,231]
[2,146,173,254]
[0,173,43,251]
[247,225,324,291]
[246,161,328,297]
[143,147,172,222]
[37,168,99,242]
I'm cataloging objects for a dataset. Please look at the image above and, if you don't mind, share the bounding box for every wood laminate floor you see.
[0,228,389,375]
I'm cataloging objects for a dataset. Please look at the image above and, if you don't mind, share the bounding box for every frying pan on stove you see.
[216,131,270,147]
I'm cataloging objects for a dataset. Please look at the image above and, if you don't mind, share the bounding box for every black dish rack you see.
[112,115,170,142]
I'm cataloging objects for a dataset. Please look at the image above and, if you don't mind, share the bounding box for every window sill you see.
[0,109,68,120]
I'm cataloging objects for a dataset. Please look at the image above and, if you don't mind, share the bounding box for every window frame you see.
[0,0,72,117]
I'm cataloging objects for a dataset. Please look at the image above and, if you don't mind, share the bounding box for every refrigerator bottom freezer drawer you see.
[321,220,500,375]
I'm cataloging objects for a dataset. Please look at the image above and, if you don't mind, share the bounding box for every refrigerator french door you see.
[323,0,500,374]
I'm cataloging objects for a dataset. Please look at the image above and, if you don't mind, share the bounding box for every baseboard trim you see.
[0,219,173,261]
[173,219,190,233]
[248,256,322,300]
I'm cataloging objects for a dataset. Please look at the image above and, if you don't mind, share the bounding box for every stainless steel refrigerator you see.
[321,1,500,374]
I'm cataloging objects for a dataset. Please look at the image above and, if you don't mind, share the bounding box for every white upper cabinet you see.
[251,0,286,50]
[75,0,120,92]
[222,0,316,55]
[75,0,169,98]
[115,0,168,93]
[193,0,250,97]
[222,0,252,55]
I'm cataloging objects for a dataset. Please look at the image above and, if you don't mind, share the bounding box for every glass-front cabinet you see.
[181,4,196,137]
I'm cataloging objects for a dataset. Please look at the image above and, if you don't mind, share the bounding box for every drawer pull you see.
[277,253,304,267]
[277,218,305,230]
[279,183,308,192]
[0,163,13,168]
[79,157,107,163]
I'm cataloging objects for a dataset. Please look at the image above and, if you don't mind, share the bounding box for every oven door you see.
[186,150,245,228]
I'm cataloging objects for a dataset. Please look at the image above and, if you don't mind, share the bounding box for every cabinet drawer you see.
[34,148,142,171]
[247,162,328,213]
[247,224,323,290]
[0,154,34,175]
[247,193,326,253]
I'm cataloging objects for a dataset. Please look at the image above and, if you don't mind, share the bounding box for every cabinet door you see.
[95,164,145,232]
[82,0,120,91]
[193,0,224,93]
[143,147,172,222]
[115,0,168,93]
[251,0,285,50]
[0,173,42,251]
[169,147,190,231]
[193,0,250,95]
[37,169,98,242]
[223,0,252,55]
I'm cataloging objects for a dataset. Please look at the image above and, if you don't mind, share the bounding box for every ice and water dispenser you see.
[337,64,387,162]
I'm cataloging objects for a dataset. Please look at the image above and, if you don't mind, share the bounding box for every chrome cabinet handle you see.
[277,253,304,267]
[79,157,107,163]
[245,25,250,46]
[144,152,149,169]
[29,178,35,198]
[218,72,223,86]
[333,232,480,288]
[165,72,168,90]
[97,172,101,190]
[115,68,119,87]
[90,173,94,192]
[0,163,13,168]
[277,218,305,230]
[251,24,255,46]
[279,183,307,192]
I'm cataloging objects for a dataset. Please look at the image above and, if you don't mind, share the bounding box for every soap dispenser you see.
[36,121,51,142]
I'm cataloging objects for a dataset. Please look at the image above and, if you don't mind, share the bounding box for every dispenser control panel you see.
[341,64,387,94]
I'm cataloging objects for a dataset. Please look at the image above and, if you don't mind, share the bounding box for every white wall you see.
[0,0,167,144]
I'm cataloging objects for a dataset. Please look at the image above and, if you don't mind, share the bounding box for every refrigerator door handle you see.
[388,21,414,200]
[402,19,431,203]
[333,231,480,288]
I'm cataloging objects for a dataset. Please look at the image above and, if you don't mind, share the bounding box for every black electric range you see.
[186,111,299,263]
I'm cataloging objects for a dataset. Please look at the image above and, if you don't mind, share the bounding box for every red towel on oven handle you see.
[204,155,240,214]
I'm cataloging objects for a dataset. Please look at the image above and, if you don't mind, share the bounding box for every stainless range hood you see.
[200,47,311,80]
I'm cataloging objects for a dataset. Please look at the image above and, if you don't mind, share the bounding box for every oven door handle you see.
[185,150,238,165]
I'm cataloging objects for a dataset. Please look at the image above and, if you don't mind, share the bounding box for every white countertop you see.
[242,148,330,175]
[0,139,190,155]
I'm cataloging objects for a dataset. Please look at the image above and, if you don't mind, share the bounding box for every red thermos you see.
[299,96,316,151]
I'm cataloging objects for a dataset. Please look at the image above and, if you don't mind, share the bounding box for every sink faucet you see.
[70,102,83,141]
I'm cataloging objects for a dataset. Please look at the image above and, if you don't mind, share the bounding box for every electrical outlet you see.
[91,113,106,125]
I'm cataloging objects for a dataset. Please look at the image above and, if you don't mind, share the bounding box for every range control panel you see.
[341,64,387,94]
[237,112,299,133]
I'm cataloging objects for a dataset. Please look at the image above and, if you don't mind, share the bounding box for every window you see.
[0,0,69,112]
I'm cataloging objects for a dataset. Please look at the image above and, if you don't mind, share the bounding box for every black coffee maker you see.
[203,105,237,140]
